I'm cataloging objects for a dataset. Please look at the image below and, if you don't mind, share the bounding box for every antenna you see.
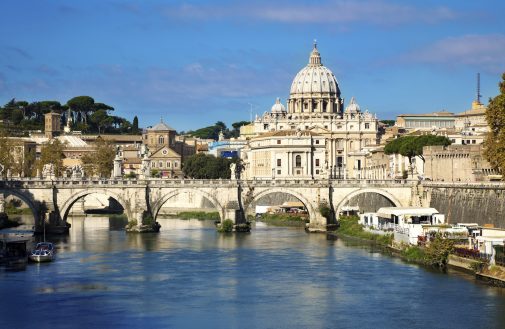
[248,103,254,123]
[477,73,482,104]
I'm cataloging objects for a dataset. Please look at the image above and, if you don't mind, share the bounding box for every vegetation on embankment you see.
[255,213,308,227]
[399,236,455,268]
[162,211,220,221]
[0,214,21,230]
[336,216,455,269]
[337,215,393,245]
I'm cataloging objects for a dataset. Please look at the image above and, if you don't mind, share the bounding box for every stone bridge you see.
[0,178,420,232]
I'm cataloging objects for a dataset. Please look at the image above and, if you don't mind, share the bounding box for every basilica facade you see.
[240,44,380,179]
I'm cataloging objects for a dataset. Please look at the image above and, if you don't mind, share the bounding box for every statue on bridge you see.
[71,165,84,179]
[0,163,4,179]
[42,163,55,180]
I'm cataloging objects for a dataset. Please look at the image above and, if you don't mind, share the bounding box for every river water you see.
[1,216,505,329]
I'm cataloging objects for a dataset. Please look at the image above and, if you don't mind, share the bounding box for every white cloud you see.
[162,0,459,26]
[402,34,505,73]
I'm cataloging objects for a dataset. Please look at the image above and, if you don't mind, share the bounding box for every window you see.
[158,136,164,144]
[365,123,370,129]
[315,140,319,144]
[166,161,170,168]
[472,140,476,144]
[277,140,281,144]
[295,155,302,167]
[316,170,320,174]
[151,162,155,168]
[174,162,178,168]
[315,159,320,167]
[277,170,281,175]
[277,159,281,167]
[159,161,163,168]
[324,125,328,129]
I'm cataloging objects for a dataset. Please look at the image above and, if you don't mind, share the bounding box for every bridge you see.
[0,178,420,232]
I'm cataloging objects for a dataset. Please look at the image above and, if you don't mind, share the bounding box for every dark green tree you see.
[384,135,451,166]
[81,137,115,178]
[484,73,505,176]
[132,116,139,134]
[182,153,233,179]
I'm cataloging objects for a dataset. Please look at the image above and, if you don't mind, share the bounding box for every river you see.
[1,216,505,329]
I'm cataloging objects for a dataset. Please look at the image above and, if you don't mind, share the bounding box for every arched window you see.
[158,136,164,144]
[159,161,163,168]
[295,155,302,167]
[167,161,171,168]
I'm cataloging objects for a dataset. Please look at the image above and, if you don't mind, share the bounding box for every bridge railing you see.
[0,177,422,188]
[8,177,504,189]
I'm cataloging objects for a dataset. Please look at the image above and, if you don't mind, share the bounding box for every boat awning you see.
[376,207,439,218]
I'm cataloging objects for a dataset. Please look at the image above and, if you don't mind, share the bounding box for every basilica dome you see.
[287,43,343,114]
[271,97,286,114]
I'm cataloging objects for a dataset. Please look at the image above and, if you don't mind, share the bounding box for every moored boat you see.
[29,242,54,263]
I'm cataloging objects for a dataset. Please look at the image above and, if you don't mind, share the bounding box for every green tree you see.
[90,109,114,134]
[484,73,505,176]
[384,135,451,166]
[132,116,139,134]
[67,96,95,125]
[0,129,14,175]
[230,120,250,138]
[38,139,66,177]
[81,137,115,178]
[183,153,233,179]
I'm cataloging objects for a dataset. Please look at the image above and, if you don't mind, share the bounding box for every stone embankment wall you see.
[425,185,505,227]
[343,193,396,213]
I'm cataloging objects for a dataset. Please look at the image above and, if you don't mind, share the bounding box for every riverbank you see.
[329,216,505,287]
[254,213,308,227]
[161,211,220,221]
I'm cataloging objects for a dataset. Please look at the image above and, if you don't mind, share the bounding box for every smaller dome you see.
[271,97,286,114]
[345,97,360,114]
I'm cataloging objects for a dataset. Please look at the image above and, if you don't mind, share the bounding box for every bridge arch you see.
[152,188,224,221]
[59,188,130,222]
[245,187,318,224]
[335,188,403,215]
[0,189,40,225]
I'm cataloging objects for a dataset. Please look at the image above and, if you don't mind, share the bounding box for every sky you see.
[1,0,504,131]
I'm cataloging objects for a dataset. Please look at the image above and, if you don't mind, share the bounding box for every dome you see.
[149,118,175,131]
[289,43,340,96]
[271,97,286,114]
[287,42,343,114]
[344,97,360,114]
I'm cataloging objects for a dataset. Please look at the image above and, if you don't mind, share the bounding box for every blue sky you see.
[1,0,504,131]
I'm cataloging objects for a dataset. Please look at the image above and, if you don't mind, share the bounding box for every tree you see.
[384,135,451,165]
[81,137,115,178]
[90,109,114,134]
[230,121,250,138]
[132,116,139,134]
[38,139,66,177]
[182,153,233,179]
[0,129,14,175]
[67,96,95,125]
[484,73,505,176]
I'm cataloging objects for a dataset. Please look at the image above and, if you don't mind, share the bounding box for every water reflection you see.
[1,216,505,329]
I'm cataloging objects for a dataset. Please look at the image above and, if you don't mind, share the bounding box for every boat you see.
[29,242,54,263]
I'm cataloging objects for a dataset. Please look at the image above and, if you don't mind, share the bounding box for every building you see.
[423,144,499,182]
[44,112,61,139]
[396,110,455,130]
[241,43,379,179]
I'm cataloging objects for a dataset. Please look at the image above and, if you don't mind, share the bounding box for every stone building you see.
[241,43,379,179]
[396,110,455,130]
[423,144,499,182]
[44,112,61,138]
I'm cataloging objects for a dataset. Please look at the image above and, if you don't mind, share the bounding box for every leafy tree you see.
[81,137,115,178]
[380,120,396,126]
[0,129,14,175]
[230,120,250,138]
[132,116,139,134]
[384,135,451,165]
[38,139,66,177]
[182,153,233,179]
[484,73,505,175]
[90,109,114,134]
[67,96,95,124]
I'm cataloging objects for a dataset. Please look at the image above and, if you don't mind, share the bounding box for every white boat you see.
[29,242,54,263]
